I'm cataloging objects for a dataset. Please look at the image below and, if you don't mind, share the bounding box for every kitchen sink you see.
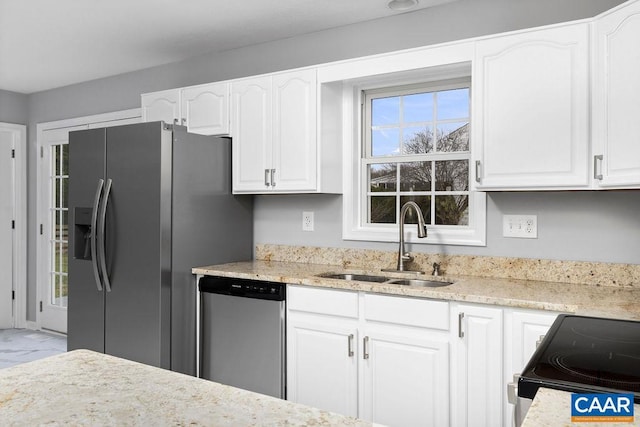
[318,273,389,283]
[317,273,453,287]
[386,279,452,287]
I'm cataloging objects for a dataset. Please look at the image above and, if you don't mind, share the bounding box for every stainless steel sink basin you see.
[317,273,453,287]
[386,279,452,287]
[318,273,389,283]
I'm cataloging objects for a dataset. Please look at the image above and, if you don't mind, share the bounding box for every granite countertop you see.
[523,388,640,427]
[193,260,640,320]
[0,350,374,427]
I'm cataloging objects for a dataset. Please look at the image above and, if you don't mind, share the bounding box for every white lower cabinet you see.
[451,303,504,427]
[287,285,450,427]
[287,285,563,427]
[503,308,560,426]
[287,319,358,417]
[361,327,449,426]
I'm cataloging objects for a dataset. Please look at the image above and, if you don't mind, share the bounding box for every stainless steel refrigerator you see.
[67,121,252,375]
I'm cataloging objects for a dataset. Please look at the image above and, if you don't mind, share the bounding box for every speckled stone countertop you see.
[523,388,640,426]
[192,259,640,321]
[0,350,373,427]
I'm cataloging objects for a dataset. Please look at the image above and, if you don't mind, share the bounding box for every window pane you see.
[53,145,61,176]
[369,164,397,192]
[400,162,431,191]
[372,128,400,156]
[435,195,469,225]
[372,97,400,126]
[370,196,396,223]
[402,126,433,154]
[435,160,469,191]
[437,122,469,152]
[437,88,469,120]
[62,144,69,175]
[400,195,431,225]
[403,93,433,123]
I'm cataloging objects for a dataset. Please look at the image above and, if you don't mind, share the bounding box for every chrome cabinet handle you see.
[264,169,270,187]
[363,336,369,359]
[97,178,113,292]
[91,179,105,291]
[594,155,603,180]
[348,334,354,357]
[458,312,465,338]
[270,169,276,187]
[475,160,482,183]
[181,118,187,126]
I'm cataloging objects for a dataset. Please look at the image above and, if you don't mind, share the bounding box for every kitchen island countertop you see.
[193,260,640,320]
[0,350,373,426]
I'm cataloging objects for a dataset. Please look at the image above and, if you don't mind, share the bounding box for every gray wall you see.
[23,0,633,320]
[0,90,28,124]
[253,191,640,265]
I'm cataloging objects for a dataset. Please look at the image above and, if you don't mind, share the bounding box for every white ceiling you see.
[0,0,457,94]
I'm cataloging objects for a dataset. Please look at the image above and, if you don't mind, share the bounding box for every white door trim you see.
[35,108,141,332]
[0,123,27,328]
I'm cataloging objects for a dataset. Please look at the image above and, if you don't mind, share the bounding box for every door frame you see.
[35,108,141,332]
[0,123,27,329]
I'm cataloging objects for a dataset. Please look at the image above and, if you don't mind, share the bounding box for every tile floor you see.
[0,329,67,369]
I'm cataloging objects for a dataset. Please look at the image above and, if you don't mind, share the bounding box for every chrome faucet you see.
[384,201,427,272]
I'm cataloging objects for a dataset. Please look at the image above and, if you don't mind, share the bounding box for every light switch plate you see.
[503,215,537,239]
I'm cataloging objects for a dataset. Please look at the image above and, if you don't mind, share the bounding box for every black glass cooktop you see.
[518,314,640,402]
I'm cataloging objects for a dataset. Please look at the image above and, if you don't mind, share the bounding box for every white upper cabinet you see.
[232,69,325,193]
[141,89,180,125]
[231,76,273,192]
[181,82,230,135]
[141,82,230,135]
[592,0,640,188]
[473,23,590,190]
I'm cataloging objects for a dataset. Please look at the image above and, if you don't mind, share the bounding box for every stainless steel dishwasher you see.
[198,276,286,399]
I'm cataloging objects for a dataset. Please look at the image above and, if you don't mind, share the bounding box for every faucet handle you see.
[401,252,414,262]
[432,262,441,276]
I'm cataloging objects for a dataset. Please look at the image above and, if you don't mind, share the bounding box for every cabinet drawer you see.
[287,285,359,319]
[364,293,449,330]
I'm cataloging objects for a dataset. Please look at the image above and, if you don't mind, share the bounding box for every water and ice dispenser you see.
[73,207,93,260]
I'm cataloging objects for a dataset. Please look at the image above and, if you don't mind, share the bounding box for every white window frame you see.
[341,68,486,246]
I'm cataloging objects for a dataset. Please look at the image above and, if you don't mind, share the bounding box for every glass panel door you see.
[50,143,69,309]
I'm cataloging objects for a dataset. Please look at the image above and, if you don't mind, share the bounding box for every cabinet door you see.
[361,329,449,427]
[593,2,640,188]
[272,69,317,191]
[287,318,358,418]
[181,83,230,136]
[504,309,558,427]
[474,24,590,189]
[452,304,503,427]
[141,89,180,124]
[231,77,272,192]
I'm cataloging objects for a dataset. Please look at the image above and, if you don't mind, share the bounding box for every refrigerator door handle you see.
[97,178,113,292]
[90,179,105,291]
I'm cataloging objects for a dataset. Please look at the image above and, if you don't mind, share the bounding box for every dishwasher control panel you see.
[199,276,285,301]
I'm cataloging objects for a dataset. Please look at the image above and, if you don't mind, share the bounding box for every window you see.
[49,143,69,309]
[343,75,486,246]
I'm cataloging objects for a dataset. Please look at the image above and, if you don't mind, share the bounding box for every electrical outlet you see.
[503,215,537,239]
[302,211,314,231]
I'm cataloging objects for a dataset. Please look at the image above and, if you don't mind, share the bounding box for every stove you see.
[518,314,640,402]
